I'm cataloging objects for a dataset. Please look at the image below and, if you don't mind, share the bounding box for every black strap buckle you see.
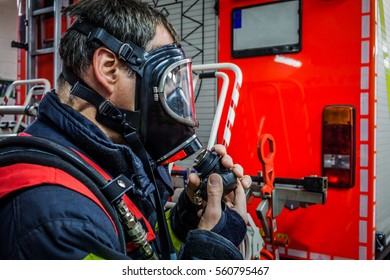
[98,100,123,121]
[118,43,133,61]
[101,174,134,204]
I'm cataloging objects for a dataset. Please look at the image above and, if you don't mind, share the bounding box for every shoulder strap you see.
[0,162,116,226]
[0,136,128,254]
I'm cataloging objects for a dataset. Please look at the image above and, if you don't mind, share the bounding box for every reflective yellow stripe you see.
[83,253,105,260]
[155,209,183,253]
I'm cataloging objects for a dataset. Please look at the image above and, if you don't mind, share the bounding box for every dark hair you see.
[58,0,178,87]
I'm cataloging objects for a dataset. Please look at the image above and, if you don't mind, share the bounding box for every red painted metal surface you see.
[218,0,376,259]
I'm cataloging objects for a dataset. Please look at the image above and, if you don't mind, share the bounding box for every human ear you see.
[92,46,119,96]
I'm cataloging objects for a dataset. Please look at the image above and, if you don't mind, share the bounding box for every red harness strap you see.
[72,148,157,250]
[2,133,156,251]
[0,162,157,251]
[0,163,118,235]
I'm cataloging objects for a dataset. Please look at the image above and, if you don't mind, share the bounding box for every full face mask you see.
[62,19,202,165]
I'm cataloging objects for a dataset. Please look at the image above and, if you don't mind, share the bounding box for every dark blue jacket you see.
[0,91,244,260]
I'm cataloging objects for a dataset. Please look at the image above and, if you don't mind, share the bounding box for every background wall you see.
[0,0,17,81]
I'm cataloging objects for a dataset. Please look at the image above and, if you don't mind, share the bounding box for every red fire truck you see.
[217,0,390,260]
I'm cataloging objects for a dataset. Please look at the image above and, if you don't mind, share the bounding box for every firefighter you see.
[0,0,251,260]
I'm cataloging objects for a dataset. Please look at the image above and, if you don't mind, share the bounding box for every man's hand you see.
[186,144,252,230]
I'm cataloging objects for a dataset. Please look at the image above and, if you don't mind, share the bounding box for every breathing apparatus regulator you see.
[192,148,238,205]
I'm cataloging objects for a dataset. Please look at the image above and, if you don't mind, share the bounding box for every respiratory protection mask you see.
[63,19,202,165]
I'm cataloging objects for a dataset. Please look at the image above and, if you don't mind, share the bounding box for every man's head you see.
[57,0,201,164]
[58,0,178,84]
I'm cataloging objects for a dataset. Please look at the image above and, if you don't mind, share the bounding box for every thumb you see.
[197,173,223,230]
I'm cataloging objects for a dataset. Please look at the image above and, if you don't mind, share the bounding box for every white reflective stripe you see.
[232,87,240,106]
[223,127,231,146]
[360,92,369,115]
[223,88,239,147]
[361,40,370,63]
[360,144,369,167]
[362,0,370,13]
[359,0,371,260]
[362,15,370,38]
[360,194,368,218]
[309,253,331,260]
[228,107,236,125]
[360,118,369,141]
[359,246,367,259]
[359,220,367,243]
[361,66,369,89]
[360,169,368,192]
[287,248,307,259]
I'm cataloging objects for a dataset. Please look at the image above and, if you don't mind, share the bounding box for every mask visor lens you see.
[160,59,197,127]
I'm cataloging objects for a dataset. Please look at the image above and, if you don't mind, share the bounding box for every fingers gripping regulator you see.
[193,149,238,204]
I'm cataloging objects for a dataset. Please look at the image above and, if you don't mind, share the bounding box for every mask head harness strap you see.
[61,19,148,136]
[71,19,149,76]
[62,66,140,136]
